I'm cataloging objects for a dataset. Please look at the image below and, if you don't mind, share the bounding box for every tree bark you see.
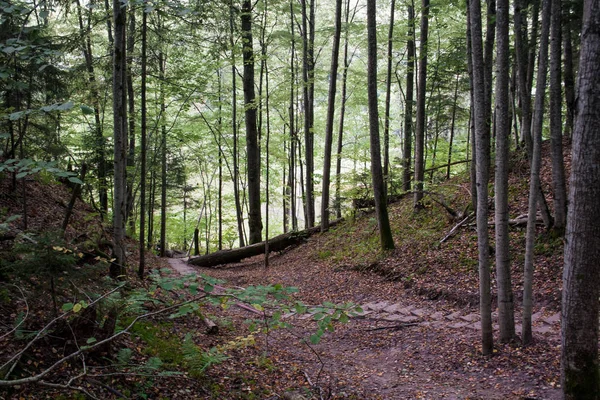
[301,0,316,228]
[523,0,551,346]
[138,3,147,278]
[112,0,128,275]
[241,0,262,244]
[402,2,415,192]
[469,0,494,355]
[188,220,342,268]
[561,0,600,396]
[367,0,394,251]
[549,0,567,231]
[320,0,342,231]
[230,3,245,248]
[494,0,516,342]
[383,0,396,190]
[413,0,429,209]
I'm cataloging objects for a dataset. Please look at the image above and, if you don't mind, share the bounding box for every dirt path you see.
[164,253,562,399]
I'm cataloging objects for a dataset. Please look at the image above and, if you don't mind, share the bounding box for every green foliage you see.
[182,333,228,378]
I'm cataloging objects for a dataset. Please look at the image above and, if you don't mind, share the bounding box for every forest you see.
[0,0,599,397]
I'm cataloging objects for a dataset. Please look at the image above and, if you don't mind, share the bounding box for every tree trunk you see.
[561,1,600,396]
[320,0,342,231]
[367,0,394,251]
[230,3,245,248]
[189,220,342,268]
[75,0,108,219]
[112,0,128,274]
[138,3,147,278]
[413,0,429,209]
[402,2,415,192]
[301,0,316,228]
[549,0,567,231]
[383,0,396,190]
[469,0,494,355]
[125,7,135,232]
[523,0,551,346]
[335,0,355,219]
[241,0,262,244]
[494,0,516,342]
[514,0,533,154]
[158,40,167,258]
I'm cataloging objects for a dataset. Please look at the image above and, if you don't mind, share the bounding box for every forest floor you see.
[163,233,562,400]
[0,140,567,399]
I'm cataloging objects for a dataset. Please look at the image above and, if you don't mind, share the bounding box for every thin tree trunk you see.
[514,0,532,154]
[75,0,108,219]
[241,0,262,244]
[402,1,415,192]
[413,0,429,209]
[321,0,342,231]
[125,7,135,233]
[561,1,600,395]
[469,0,494,355]
[367,0,394,251]
[138,3,147,278]
[335,0,354,218]
[494,0,516,342]
[523,0,551,346]
[301,0,316,228]
[230,4,245,248]
[549,0,566,231]
[446,74,459,180]
[383,0,396,190]
[112,0,128,274]
[158,41,167,258]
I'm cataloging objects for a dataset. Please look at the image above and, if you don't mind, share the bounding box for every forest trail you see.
[164,251,562,399]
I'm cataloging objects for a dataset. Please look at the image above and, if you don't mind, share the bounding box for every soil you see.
[167,245,562,400]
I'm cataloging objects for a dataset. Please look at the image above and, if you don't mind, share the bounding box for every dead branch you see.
[440,212,475,243]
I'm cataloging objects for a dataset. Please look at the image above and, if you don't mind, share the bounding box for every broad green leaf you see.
[61,303,74,312]
[86,337,97,344]
[68,176,83,185]
[80,105,94,115]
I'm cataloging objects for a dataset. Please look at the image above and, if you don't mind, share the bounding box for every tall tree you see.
[549,0,567,231]
[241,0,262,244]
[138,4,148,278]
[402,2,415,192]
[469,0,494,355]
[382,0,396,189]
[301,0,316,228]
[523,0,551,345]
[494,0,515,342]
[230,2,246,248]
[561,0,600,396]
[112,0,128,274]
[75,0,108,219]
[367,0,395,251]
[413,0,429,209]
[320,0,342,231]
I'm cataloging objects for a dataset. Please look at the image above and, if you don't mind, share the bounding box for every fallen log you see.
[188,219,342,268]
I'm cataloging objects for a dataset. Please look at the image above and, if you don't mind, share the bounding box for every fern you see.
[116,348,132,366]
[181,333,228,377]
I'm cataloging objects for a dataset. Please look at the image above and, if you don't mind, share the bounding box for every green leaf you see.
[86,337,97,344]
[56,101,74,111]
[68,176,83,185]
[339,313,349,324]
[80,105,94,115]
[61,303,74,312]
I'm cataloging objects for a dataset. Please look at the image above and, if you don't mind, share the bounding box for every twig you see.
[440,212,474,243]
[366,323,420,331]
[0,284,29,341]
